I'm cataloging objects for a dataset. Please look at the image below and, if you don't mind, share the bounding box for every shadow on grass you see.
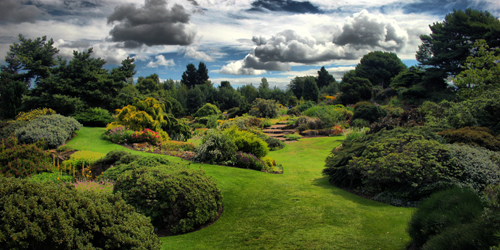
[311,176,391,208]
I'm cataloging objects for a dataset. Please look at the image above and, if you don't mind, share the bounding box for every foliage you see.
[286,108,301,116]
[73,179,114,194]
[390,66,425,88]
[293,116,325,131]
[196,115,220,129]
[233,151,268,171]
[159,140,196,152]
[92,150,137,177]
[302,104,351,128]
[352,102,387,123]
[407,187,487,249]
[350,119,369,128]
[296,100,316,112]
[0,120,28,139]
[29,171,74,184]
[420,100,478,131]
[439,126,500,151]
[288,76,319,102]
[352,51,407,88]
[114,166,223,234]
[266,136,285,151]
[248,98,280,118]
[339,77,372,105]
[111,97,190,140]
[0,137,52,178]
[186,86,205,114]
[102,125,135,144]
[181,62,209,89]
[16,114,82,148]
[100,155,173,181]
[417,9,500,78]
[369,108,425,134]
[194,103,221,118]
[445,144,500,193]
[73,107,114,127]
[15,108,56,122]
[223,126,269,158]
[194,132,237,164]
[0,177,161,249]
[316,66,336,89]
[61,150,106,175]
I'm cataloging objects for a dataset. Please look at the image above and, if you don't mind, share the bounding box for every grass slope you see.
[67,127,414,249]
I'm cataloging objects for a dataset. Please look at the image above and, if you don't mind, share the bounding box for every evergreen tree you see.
[316,66,336,89]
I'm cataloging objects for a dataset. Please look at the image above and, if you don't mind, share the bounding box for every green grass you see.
[67,127,414,249]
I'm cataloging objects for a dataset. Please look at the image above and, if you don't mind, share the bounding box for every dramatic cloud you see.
[107,0,197,47]
[402,0,498,16]
[0,1,43,23]
[220,60,267,75]
[180,46,214,61]
[146,55,176,68]
[249,0,322,14]
[333,10,409,51]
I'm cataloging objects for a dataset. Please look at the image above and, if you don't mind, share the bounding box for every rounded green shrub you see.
[223,126,269,158]
[286,108,301,116]
[194,132,237,164]
[194,103,221,118]
[266,136,285,151]
[439,126,500,151]
[16,114,82,148]
[100,155,172,181]
[73,107,114,127]
[0,177,161,249]
[248,98,280,118]
[352,102,387,123]
[113,166,223,235]
[407,187,485,249]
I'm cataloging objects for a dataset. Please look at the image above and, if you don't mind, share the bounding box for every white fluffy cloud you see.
[181,46,214,61]
[220,60,267,75]
[146,55,176,68]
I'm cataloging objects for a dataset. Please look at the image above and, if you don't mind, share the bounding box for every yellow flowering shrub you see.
[15,108,56,122]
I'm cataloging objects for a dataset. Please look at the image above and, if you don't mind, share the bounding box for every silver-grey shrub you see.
[16,114,82,148]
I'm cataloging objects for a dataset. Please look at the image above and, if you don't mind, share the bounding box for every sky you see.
[0,0,499,89]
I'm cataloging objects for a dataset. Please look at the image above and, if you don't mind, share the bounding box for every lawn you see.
[67,127,414,250]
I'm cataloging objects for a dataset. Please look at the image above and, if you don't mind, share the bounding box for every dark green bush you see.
[194,132,237,164]
[402,85,428,99]
[16,114,82,148]
[439,126,500,151]
[100,155,172,181]
[92,150,138,177]
[350,118,369,128]
[196,115,220,129]
[248,98,280,118]
[0,177,161,249]
[29,171,74,183]
[368,108,425,134]
[407,187,486,249]
[422,221,498,250]
[266,136,285,151]
[286,108,301,116]
[114,166,223,235]
[0,137,52,178]
[352,102,387,123]
[73,107,114,127]
[293,116,325,131]
[296,101,316,112]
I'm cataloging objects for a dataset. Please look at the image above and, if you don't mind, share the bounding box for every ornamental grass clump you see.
[113,166,223,235]
[0,177,161,249]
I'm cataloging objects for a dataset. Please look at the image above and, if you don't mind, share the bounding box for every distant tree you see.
[320,82,340,96]
[288,76,318,102]
[111,57,136,83]
[417,9,500,79]
[220,81,232,89]
[390,66,425,88]
[136,74,160,94]
[181,62,209,88]
[186,86,205,114]
[354,51,406,88]
[238,84,259,103]
[316,66,336,89]
[339,77,372,105]
[215,85,243,112]
[258,77,271,99]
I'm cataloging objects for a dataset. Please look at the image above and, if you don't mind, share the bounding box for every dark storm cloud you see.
[248,0,322,14]
[242,54,291,71]
[401,0,489,16]
[107,0,196,46]
[0,36,18,44]
[333,10,408,52]
[0,0,43,23]
[58,39,98,48]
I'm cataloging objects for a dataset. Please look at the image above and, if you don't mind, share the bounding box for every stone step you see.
[266,133,286,137]
[269,124,287,129]
[263,129,284,133]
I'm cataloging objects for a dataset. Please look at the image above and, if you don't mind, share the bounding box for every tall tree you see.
[197,62,209,84]
[136,74,160,94]
[258,77,271,99]
[417,9,500,78]
[0,35,59,118]
[238,84,259,103]
[339,77,372,105]
[181,62,209,88]
[354,51,406,88]
[316,66,336,89]
[288,76,318,102]
[186,86,205,114]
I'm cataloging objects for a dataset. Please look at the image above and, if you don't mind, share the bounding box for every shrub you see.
[196,115,219,129]
[73,107,114,127]
[439,126,500,151]
[0,177,161,249]
[92,150,138,177]
[16,114,82,148]
[445,144,500,193]
[100,155,173,181]
[194,132,237,164]
[266,136,285,151]
[286,108,301,116]
[15,108,56,122]
[29,171,74,184]
[113,166,223,235]
[103,126,166,145]
[350,118,369,128]
[194,103,221,117]
[233,151,267,171]
[160,140,196,151]
[293,116,325,131]
[369,108,425,134]
[407,187,486,249]
[0,137,52,178]
[0,120,28,139]
[402,85,427,99]
[248,98,280,118]
[223,126,269,158]
[352,102,387,123]
[296,101,316,112]
[73,179,114,194]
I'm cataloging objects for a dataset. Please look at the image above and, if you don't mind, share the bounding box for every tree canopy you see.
[353,51,406,88]
[181,62,209,88]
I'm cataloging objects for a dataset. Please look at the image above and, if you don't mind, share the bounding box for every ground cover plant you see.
[65,127,414,250]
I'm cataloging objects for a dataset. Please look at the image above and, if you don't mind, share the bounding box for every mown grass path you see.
[67,127,414,250]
